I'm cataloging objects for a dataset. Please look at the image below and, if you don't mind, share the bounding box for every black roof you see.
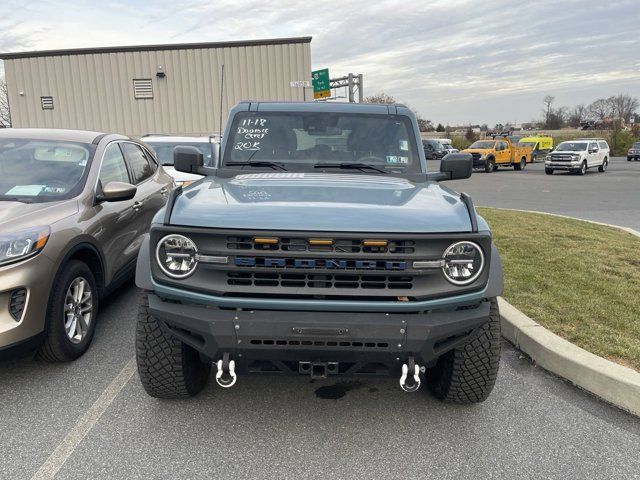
[0,36,312,60]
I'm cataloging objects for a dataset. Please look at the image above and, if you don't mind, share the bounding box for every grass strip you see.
[478,207,640,371]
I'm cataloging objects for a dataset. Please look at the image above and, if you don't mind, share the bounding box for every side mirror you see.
[174,146,204,174]
[439,153,473,180]
[97,181,137,202]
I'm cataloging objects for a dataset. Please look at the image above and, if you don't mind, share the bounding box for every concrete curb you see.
[499,297,640,416]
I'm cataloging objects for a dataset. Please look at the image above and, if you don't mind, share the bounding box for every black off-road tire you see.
[484,158,495,173]
[426,298,501,404]
[37,260,98,362]
[545,167,554,175]
[136,296,211,398]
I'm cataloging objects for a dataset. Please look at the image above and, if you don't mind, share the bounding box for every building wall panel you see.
[2,38,311,136]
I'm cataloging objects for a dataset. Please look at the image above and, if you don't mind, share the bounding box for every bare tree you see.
[364,92,396,104]
[588,98,612,123]
[606,93,639,123]
[568,104,587,128]
[542,95,555,127]
[0,77,11,127]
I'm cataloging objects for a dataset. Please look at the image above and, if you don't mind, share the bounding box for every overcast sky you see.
[1,0,639,125]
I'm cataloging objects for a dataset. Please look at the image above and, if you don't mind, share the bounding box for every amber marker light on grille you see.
[362,239,388,247]
[254,237,279,244]
[308,239,333,246]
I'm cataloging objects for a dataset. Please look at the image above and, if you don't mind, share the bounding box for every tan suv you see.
[0,129,173,361]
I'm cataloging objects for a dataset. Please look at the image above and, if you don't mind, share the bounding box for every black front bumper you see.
[147,294,491,376]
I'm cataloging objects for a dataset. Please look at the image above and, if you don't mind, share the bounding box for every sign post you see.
[290,80,311,101]
[312,68,330,99]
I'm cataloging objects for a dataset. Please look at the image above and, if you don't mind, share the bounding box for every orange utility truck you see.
[462,136,532,172]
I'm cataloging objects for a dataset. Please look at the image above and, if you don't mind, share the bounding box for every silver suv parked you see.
[0,129,173,361]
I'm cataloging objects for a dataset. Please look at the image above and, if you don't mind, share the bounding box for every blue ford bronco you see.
[135,101,503,402]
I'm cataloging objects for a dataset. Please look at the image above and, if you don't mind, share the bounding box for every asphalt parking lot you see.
[449,156,640,231]
[1,156,639,480]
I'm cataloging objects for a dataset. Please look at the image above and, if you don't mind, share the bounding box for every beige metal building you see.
[0,37,312,136]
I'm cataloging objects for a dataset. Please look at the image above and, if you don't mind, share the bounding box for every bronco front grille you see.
[151,228,493,300]
[227,272,414,290]
[226,236,415,254]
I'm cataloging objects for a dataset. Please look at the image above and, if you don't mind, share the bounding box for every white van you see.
[433,138,458,154]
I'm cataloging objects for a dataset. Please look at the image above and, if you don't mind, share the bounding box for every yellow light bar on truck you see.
[254,237,279,244]
[362,239,388,247]
[308,239,333,246]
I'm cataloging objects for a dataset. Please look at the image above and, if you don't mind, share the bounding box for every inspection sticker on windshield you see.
[6,185,45,196]
[399,140,408,151]
[386,156,408,164]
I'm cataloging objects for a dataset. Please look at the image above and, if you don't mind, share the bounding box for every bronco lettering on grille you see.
[234,257,406,270]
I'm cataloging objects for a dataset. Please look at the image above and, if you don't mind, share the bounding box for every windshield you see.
[632,142,640,149]
[223,112,421,174]
[0,138,95,203]
[146,141,215,166]
[556,142,587,151]
[469,141,496,149]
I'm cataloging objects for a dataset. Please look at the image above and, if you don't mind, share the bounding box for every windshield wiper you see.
[0,196,33,203]
[313,163,388,174]
[225,161,287,171]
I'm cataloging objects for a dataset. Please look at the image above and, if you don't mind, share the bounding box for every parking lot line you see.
[30,356,137,480]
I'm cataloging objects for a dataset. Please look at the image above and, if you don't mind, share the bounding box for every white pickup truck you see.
[545,138,610,175]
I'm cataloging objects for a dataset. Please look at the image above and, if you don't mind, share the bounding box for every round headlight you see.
[442,241,485,285]
[156,234,198,278]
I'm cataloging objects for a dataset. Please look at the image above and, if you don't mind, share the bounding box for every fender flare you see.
[135,234,153,291]
[485,243,504,298]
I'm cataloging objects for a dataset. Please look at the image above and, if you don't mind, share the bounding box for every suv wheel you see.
[514,157,526,171]
[545,167,553,175]
[598,157,608,172]
[136,296,211,398]
[484,158,495,173]
[37,260,98,362]
[426,298,501,404]
[577,160,587,175]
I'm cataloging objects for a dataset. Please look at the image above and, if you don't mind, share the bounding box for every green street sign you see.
[312,68,330,99]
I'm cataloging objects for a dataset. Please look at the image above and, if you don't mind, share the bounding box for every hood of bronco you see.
[168,173,474,233]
